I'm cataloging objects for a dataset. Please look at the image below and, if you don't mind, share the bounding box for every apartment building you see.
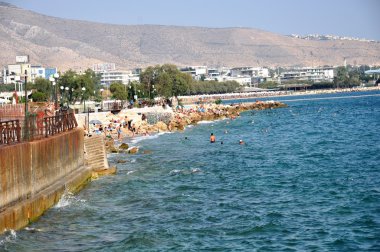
[2,56,57,84]
[280,67,334,82]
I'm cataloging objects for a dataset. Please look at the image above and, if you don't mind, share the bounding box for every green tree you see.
[334,66,361,88]
[348,69,360,86]
[110,81,128,102]
[32,77,52,102]
[139,64,192,99]
[31,91,47,102]
[258,81,279,89]
[189,80,240,94]
[0,84,17,92]
[57,69,101,105]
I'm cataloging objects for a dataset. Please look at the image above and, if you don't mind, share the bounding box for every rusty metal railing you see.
[0,120,22,145]
[0,112,78,145]
[43,112,78,138]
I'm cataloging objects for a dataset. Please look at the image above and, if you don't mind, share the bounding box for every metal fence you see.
[0,112,78,145]
[0,120,22,145]
[146,112,173,125]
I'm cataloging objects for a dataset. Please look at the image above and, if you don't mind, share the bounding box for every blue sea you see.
[1,90,380,251]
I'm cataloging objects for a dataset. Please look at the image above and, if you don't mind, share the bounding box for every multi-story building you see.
[180,66,208,80]
[30,65,46,82]
[231,67,269,78]
[2,63,31,84]
[93,63,140,87]
[280,67,334,83]
[99,70,132,86]
[92,63,116,72]
[2,56,57,84]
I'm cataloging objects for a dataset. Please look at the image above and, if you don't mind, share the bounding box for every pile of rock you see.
[149,101,287,132]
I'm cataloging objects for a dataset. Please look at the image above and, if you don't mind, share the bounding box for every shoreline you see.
[80,87,379,153]
[81,101,287,153]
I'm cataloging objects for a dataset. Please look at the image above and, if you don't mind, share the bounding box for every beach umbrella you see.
[89,119,102,124]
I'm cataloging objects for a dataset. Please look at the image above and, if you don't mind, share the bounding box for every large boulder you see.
[156,121,168,131]
[189,112,201,123]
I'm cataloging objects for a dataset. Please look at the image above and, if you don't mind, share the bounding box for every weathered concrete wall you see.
[0,128,92,232]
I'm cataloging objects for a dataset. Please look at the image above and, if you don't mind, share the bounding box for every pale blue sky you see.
[4,0,380,40]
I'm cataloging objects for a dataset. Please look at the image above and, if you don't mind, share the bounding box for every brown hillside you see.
[0,3,379,70]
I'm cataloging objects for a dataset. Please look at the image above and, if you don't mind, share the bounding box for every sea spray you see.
[0,229,16,247]
[54,191,86,209]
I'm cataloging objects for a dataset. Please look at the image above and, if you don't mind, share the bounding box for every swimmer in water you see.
[210,133,216,143]
[239,139,245,145]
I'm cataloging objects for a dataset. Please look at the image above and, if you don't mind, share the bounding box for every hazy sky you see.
[4,0,380,40]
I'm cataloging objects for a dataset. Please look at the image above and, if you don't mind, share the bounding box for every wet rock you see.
[128,146,139,154]
[110,147,118,153]
[119,143,129,150]
[117,159,127,163]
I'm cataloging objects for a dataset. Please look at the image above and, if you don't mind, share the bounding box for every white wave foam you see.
[0,229,17,246]
[25,227,42,232]
[169,169,182,176]
[127,170,135,175]
[198,118,227,125]
[130,132,171,144]
[197,120,214,124]
[54,192,86,209]
[191,168,202,173]
[170,168,202,176]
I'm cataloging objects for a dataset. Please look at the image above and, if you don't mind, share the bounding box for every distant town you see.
[288,34,378,43]
[1,55,379,106]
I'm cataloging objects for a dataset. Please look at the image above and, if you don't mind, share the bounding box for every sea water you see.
[1,91,380,251]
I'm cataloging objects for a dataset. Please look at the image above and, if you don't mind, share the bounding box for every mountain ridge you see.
[0,3,379,71]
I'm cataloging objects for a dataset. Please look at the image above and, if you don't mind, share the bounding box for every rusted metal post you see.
[16,120,21,142]
[44,117,48,138]
[24,70,29,141]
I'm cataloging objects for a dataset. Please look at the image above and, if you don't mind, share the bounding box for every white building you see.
[2,56,56,84]
[99,70,132,86]
[280,67,334,82]
[231,67,269,78]
[180,66,207,80]
[224,76,252,86]
[2,63,31,84]
[30,66,46,82]
[92,63,116,72]
[93,63,140,87]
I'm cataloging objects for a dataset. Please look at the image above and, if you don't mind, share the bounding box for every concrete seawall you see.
[0,128,92,233]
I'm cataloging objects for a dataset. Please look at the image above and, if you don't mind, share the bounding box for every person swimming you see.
[239,139,245,145]
[210,133,216,143]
